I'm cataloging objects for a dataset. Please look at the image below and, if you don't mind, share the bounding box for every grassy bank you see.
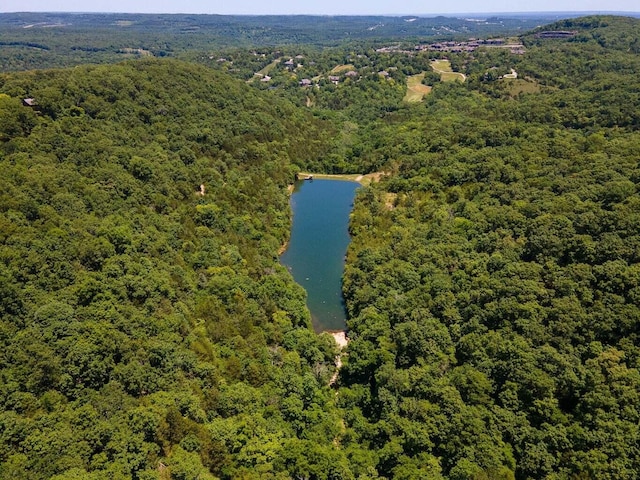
[296,172,385,186]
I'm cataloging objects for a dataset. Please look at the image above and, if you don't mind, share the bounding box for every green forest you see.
[1,12,639,480]
[0,12,555,71]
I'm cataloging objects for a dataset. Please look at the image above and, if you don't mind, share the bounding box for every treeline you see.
[0,59,349,479]
[1,13,640,480]
[0,12,566,72]
[338,16,640,479]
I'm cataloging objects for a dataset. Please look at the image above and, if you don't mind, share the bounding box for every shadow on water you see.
[280,179,360,332]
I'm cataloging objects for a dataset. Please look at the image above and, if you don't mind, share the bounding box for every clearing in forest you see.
[504,77,542,96]
[119,48,153,56]
[257,57,282,75]
[404,72,432,102]
[249,57,282,81]
[296,171,385,186]
[431,59,466,82]
[330,64,356,74]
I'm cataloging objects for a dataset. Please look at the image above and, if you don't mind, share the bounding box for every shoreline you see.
[279,171,387,256]
[296,171,386,186]
[278,184,296,255]
[329,330,349,349]
[280,176,364,352]
[277,239,289,256]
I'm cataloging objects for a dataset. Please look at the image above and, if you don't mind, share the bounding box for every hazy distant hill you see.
[0,11,577,71]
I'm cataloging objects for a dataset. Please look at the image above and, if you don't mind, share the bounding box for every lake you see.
[280,179,360,332]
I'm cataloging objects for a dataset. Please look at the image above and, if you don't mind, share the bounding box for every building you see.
[536,31,577,39]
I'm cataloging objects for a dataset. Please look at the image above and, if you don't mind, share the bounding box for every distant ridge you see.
[1,10,639,17]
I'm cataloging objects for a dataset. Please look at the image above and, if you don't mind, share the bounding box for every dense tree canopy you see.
[1,13,640,480]
[337,15,640,480]
[0,59,346,479]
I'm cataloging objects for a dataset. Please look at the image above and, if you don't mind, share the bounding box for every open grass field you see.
[431,59,466,82]
[256,57,282,76]
[504,78,542,96]
[431,59,454,72]
[404,72,432,102]
[330,64,356,74]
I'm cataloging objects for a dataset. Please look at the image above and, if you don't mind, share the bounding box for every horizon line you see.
[1,10,639,16]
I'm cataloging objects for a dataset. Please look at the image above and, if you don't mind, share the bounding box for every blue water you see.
[280,179,360,332]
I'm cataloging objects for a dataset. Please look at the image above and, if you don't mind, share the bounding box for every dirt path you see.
[430,60,466,82]
[404,72,432,102]
[329,331,349,386]
[296,171,386,186]
[431,66,466,82]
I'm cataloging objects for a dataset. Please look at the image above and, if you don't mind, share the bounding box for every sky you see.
[0,0,638,15]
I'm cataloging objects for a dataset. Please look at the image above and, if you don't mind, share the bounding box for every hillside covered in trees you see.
[0,60,350,479]
[339,15,640,480]
[0,12,560,72]
[0,12,639,480]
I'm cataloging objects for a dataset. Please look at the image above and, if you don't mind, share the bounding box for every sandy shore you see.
[277,240,289,256]
[330,330,349,349]
[329,330,349,386]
